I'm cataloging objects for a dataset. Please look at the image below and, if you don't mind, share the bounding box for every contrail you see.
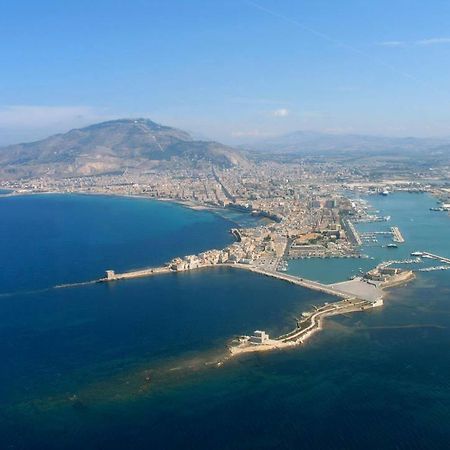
[244,0,425,85]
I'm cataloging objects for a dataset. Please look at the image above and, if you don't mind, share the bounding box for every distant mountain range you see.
[0,119,247,179]
[244,130,450,156]
[2,121,449,180]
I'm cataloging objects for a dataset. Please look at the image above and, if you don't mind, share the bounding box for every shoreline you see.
[225,270,415,359]
[0,189,262,228]
[92,260,415,360]
[0,189,421,360]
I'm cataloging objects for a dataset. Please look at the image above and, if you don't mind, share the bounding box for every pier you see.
[80,252,416,360]
[421,252,450,264]
[391,226,405,243]
[91,249,421,360]
[227,263,383,302]
[99,261,384,303]
[418,265,450,272]
[343,219,362,246]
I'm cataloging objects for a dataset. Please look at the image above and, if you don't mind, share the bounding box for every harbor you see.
[95,254,418,358]
[48,191,448,361]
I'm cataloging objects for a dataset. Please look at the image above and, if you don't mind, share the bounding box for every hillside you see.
[0,119,247,179]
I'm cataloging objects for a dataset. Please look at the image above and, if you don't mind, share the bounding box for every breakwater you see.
[97,262,380,301]
[228,296,381,357]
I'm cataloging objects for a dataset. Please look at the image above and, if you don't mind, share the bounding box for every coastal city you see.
[3,1,450,448]
[4,157,448,356]
[2,159,449,273]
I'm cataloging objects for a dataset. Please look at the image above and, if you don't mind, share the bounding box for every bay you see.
[0,193,449,449]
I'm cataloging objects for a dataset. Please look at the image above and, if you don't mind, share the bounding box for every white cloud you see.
[379,40,406,47]
[379,37,450,47]
[416,37,450,46]
[272,108,289,117]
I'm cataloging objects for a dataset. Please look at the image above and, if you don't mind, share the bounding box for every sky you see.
[1,0,450,145]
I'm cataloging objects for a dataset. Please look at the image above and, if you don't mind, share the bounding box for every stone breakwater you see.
[228,297,383,357]
[93,260,414,359]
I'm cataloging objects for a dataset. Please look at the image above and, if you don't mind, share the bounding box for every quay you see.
[418,265,450,272]
[99,261,385,303]
[343,219,362,246]
[391,226,405,243]
[225,263,383,302]
[101,266,171,281]
[421,251,450,264]
[94,256,416,359]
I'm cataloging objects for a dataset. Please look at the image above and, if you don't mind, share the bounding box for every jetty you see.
[225,263,383,302]
[229,296,382,357]
[98,261,385,303]
[91,255,418,359]
[391,226,405,243]
[420,251,450,264]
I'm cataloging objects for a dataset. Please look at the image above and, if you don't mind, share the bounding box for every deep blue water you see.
[0,194,449,449]
[0,194,235,293]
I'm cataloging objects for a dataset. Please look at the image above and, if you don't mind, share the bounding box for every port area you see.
[95,259,416,358]
[414,251,450,272]
[226,252,450,357]
[226,267,416,357]
[99,261,388,302]
[358,226,405,247]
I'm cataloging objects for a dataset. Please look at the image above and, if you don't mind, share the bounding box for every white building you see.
[249,330,269,344]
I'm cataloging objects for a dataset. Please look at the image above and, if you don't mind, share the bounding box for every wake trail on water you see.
[0,278,100,299]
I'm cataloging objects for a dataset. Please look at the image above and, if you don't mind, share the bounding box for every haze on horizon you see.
[1,0,450,146]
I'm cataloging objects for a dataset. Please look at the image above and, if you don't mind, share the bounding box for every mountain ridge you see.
[0,118,247,179]
[243,130,450,155]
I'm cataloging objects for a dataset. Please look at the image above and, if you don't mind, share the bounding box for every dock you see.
[420,251,450,264]
[86,254,417,360]
[391,226,405,243]
[227,263,384,302]
[100,261,384,303]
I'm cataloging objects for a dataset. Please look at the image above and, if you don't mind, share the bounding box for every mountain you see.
[245,130,450,156]
[0,119,247,179]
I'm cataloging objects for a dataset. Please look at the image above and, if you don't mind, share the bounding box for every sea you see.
[0,192,449,449]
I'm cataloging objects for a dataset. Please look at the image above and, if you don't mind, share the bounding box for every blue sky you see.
[1,0,450,144]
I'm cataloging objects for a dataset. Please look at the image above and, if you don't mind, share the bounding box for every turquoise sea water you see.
[288,192,450,283]
[0,193,449,449]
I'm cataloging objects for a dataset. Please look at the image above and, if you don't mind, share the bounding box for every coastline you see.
[0,189,422,360]
[89,260,415,360]
[0,189,257,228]
[225,270,415,359]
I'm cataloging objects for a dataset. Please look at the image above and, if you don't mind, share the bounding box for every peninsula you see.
[1,118,449,358]
[96,249,416,358]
